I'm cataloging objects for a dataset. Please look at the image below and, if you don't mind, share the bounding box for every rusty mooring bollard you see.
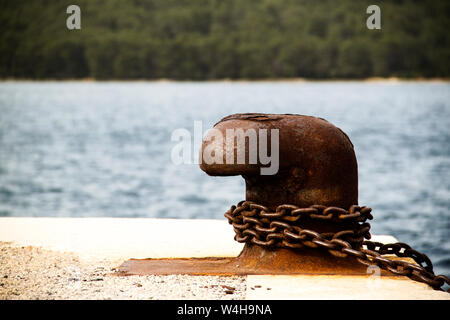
[199,113,366,274]
[118,113,449,291]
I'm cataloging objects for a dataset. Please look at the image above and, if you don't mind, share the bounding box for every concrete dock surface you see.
[0,217,448,300]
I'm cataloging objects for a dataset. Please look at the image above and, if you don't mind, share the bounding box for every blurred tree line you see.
[1,0,449,80]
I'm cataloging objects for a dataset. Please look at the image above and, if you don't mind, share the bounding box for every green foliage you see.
[1,0,449,79]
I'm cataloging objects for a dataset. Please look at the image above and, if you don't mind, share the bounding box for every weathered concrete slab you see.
[246,275,450,300]
[0,217,243,261]
[0,218,447,299]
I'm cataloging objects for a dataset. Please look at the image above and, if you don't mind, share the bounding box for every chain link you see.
[225,201,450,292]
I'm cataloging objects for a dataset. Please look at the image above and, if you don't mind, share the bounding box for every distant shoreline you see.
[1,77,449,83]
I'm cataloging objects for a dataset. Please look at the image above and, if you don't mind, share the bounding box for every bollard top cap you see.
[200,113,358,208]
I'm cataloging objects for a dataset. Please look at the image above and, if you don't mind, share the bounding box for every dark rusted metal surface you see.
[118,246,374,276]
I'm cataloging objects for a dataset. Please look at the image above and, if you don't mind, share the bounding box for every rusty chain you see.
[224,200,450,292]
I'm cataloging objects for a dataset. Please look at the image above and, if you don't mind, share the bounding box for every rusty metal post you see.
[116,113,449,292]
[118,113,371,275]
[199,113,365,274]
